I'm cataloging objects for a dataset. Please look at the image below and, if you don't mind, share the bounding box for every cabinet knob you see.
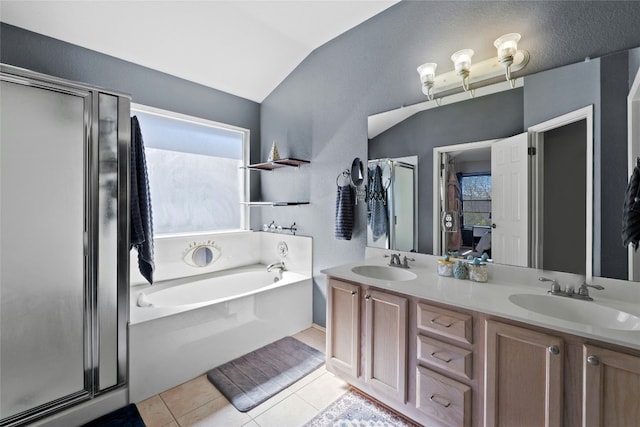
[587,355,600,366]
[548,345,560,355]
[351,290,357,296]
[365,295,371,301]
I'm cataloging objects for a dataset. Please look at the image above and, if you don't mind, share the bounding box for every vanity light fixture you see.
[450,49,474,92]
[494,33,521,87]
[417,33,529,102]
[416,62,437,100]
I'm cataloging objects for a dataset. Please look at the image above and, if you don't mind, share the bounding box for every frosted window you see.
[134,109,247,235]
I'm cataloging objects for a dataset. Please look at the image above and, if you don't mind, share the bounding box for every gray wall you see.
[0,23,263,228]
[261,1,640,326]
[369,89,524,254]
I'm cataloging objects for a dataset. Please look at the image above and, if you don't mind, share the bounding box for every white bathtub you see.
[129,264,312,402]
[133,265,309,317]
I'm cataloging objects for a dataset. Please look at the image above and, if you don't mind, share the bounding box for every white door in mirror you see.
[491,132,529,266]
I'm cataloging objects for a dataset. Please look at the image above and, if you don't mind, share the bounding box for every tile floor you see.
[136,326,349,427]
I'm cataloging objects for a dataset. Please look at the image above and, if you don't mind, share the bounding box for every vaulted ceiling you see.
[0,0,399,102]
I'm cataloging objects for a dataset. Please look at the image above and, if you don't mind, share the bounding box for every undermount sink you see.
[351,265,417,282]
[508,293,640,331]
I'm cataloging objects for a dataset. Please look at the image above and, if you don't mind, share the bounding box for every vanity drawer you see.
[417,303,473,345]
[417,335,472,380]
[416,366,471,427]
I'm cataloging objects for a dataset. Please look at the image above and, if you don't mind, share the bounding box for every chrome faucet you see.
[267,261,286,279]
[386,253,401,267]
[575,282,605,301]
[539,276,604,301]
[402,255,415,268]
[385,253,414,269]
[539,277,561,294]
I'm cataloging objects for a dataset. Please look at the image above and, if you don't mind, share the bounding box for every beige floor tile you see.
[246,387,293,418]
[302,327,325,343]
[136,395,176,427]
[160,375,222,418]
[253,394,318,427]
[176,396,251,427]
[242,421,260,427]
[292,332,325,353]
[287,366,326,393]
[295,372,349,410]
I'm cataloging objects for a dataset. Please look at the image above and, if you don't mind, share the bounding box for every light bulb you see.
[417,62,437,84]
[417,62,437,99]
[451,49,474,76]
[494,33,521,64]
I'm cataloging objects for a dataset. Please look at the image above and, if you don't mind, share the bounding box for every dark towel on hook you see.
[130,116,155,284]
[335,184,354,240]
[622,160,640,250]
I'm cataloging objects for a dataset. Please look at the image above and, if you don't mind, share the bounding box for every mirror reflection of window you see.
[461,174,492,228]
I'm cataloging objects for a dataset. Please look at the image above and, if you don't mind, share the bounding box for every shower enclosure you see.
[0,65,130,426]
[367,158,417,252]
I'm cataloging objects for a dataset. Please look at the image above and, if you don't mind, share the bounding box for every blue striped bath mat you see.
[206,336,325,412]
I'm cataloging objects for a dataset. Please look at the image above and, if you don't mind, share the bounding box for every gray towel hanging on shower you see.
[130,116,155,284]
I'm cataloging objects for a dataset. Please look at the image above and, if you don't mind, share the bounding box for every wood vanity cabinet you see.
[582,344,640,426]
[484,320,564,427]
[326,276,640,427]
[415,303,475,427]
[326,279,360,379]
[326,279,408,403]
[364,289,408,402]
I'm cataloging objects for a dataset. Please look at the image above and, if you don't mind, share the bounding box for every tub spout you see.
[267,261,286,272]
[267,261,286,280]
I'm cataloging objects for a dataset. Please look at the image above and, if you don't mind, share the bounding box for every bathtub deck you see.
[136,327,348,427]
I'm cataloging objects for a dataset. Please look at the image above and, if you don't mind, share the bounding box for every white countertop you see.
[321,251,640,351]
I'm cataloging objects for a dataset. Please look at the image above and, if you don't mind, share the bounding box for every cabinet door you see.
[485,320,563,427]
[583,344,640,427]
[364,289,408,402]
[326,279,360,379]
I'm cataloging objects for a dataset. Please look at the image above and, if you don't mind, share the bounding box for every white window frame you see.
[131,103,250,236]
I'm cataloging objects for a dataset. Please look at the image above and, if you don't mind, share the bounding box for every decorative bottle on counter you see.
[453,260,468,279]
[468,263,488,282]
[437,255,455,277]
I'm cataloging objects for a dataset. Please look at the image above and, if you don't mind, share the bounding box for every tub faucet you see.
[267,261,286,279]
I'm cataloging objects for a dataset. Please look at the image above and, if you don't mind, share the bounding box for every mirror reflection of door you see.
[366,157,417,251]
[535,119,587,275]
[391,162,416,251]
[434,108,590,275]
[434,140,495,259]
[491,133,529,266]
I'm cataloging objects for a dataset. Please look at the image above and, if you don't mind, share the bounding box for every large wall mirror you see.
[368,46,640,282]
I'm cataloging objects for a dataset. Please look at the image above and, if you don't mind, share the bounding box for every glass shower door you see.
[0,80,90,420]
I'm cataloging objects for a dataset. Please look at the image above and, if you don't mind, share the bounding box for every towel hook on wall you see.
[336,170,351,187]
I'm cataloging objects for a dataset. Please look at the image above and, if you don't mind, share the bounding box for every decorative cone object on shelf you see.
[268,141,280,162]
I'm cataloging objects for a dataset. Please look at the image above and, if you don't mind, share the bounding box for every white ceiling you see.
[0,0,399,103]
